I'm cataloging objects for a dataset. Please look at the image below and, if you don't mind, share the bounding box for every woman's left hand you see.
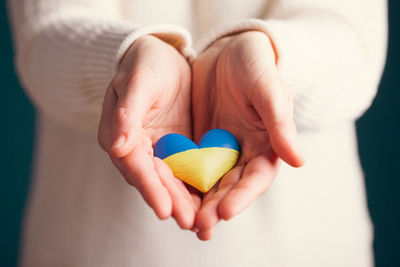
[192,31,305,240]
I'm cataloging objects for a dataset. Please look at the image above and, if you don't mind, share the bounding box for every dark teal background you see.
[1,1,399,267]
[356,1,400,265]
[0,2,35,267]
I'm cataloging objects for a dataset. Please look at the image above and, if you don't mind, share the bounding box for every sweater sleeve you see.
[7,0,194,132]
[195,0,388,131]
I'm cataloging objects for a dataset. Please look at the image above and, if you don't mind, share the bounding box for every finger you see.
[218,154,279,220]
[159,167,201,213]
[186,185,202,211]
[154,157,197,230]
[185,185,202,233]
[191,182,218,232]
[196,228,214,241]
[201,182,219,204]
[194,184,220,231]
[170,180,201,213]
[110,67,154,158]
[98,85,118,151]
[113,146,172,220]
[251,71,305,167]
[195,166,244,231]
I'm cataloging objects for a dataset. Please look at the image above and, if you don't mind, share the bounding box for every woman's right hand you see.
[98,35,200,230]
[192,31,305,240]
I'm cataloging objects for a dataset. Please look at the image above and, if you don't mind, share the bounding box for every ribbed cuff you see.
[195,18,281,64]
[116,24,196,69]
[83,21,195,96]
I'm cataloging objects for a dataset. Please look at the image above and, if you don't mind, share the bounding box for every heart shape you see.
[154,129,240,193]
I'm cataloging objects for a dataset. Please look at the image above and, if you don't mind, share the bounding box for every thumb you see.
[251,69,305,167]
[110,71,152,158]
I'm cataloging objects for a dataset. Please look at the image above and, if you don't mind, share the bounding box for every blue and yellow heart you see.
[154,129,240,193]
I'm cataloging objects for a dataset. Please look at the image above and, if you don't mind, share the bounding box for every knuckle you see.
[115,106,130,125]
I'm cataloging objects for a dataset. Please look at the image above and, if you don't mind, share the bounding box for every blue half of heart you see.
[154,129,240,159]
[153,129,241,192]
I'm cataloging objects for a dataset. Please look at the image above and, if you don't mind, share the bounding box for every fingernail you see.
[112,134,126,149]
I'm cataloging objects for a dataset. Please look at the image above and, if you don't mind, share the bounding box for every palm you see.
[139,53,192,156]
[194,56,275,165]
[193,34,279,174]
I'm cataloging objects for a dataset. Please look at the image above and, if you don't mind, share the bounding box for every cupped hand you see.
[98,35,200,230]
[192,31,305,240]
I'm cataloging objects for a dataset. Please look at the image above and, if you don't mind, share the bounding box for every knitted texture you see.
[8,0,386,132]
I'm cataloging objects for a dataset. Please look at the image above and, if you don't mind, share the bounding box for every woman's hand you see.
[192,31,305,240]
[98,35,200,230]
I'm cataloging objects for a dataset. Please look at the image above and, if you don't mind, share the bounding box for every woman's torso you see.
[20,1,374,266]
[21,115,373,267]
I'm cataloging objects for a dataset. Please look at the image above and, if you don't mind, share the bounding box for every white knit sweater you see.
[7,0,387,266]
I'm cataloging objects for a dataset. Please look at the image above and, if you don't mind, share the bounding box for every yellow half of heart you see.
[163,147,239,193]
